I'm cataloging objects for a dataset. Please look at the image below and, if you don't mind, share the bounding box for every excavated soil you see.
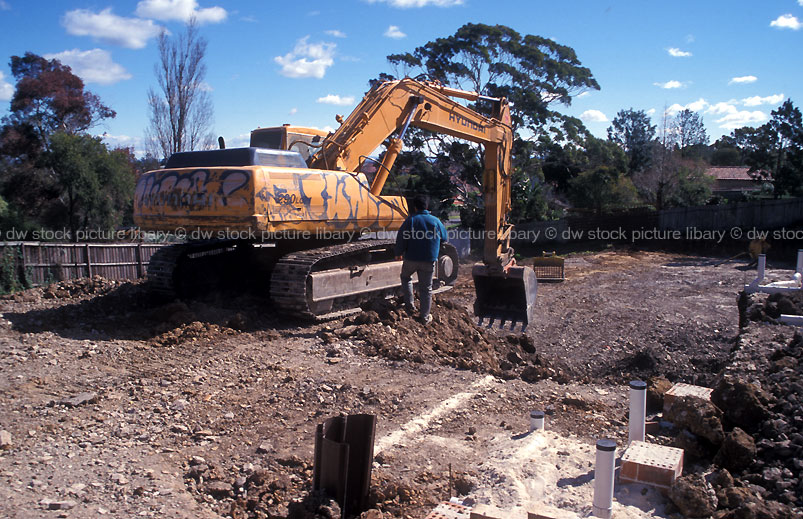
[0,249,800,518]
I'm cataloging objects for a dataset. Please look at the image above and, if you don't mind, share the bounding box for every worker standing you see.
[394,195,449,324]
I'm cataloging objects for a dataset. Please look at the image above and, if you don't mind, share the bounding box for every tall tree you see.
[742,99,803,197]
[672,109,708,157]
[1,52,115,160]
[607,108,656,174]
[45,132,135,239]
[0,53,117,233]
[146,20,215,159]
[376,23,599,224]
[385,23,599,139]
[568,165,639,215]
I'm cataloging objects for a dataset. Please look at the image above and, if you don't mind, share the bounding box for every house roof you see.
[705,166,759,181]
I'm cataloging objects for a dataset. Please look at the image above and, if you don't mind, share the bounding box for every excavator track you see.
[147,239,458,319]
[146,241,238,298]
[270,240,397,320]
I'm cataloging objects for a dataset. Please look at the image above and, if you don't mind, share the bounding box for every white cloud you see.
[742,94,784,107]
[702,101,768,129]
[384,25,406,39]
[729,75,757,85]
[317,94,355,106]
[687,99,708,112]
[665,103,686,115]
[289,108,298,115]
[770,14,802,30]
[135,0,227,24]
[576,91,591,99]
[99,133,145,155]
[715,110,768,129]
[646,108,656,115]
[44,49,132,85]
[654,80,686,89]
[685,34,695,44]
[62,8,163,49]
[274,36,336,79]
[0,71,13,101]
[580,109,608,123]
[665,100,709,116]
[365,0,463,7]
[0,1,10,11]
[667,47,692,57]
[325,29,346,38]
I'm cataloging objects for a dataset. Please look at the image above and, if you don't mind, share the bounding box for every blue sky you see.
[0,0,801,157]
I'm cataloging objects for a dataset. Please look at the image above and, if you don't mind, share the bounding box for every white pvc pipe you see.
[529,410,545,431]
[593,439,617,519]
[779,314,803,327]
[629,380,647,444]
[757,254,766,284]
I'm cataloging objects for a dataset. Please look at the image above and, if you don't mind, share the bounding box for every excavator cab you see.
[250,125,329,161]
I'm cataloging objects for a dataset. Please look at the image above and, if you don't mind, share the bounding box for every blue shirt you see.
[394,210,448,262]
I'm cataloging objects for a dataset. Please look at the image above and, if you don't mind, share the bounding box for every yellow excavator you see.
[133,78,537,327]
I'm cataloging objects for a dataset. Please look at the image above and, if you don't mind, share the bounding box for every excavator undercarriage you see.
[146,238,459,320]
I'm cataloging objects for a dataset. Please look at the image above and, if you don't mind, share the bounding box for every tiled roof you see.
[705,166,760,181]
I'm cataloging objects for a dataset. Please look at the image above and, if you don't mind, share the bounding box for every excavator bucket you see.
[472,264,538,329]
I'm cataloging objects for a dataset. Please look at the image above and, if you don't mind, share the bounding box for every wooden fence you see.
[0,242,165,286]
[659,197,803,231]
[512,197,803,244]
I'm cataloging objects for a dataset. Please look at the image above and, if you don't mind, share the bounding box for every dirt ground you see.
[0,249,799,518]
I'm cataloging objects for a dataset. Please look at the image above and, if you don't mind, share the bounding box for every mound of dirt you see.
[151,321,237,347]
[324,297,568,384]
[2,275,127,303]
[739,291,803,326]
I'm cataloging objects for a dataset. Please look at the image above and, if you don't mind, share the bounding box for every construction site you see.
[1,69,803,519]
[0,243,802,519]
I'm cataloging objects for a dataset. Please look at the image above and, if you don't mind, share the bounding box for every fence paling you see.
[0,242,166,286]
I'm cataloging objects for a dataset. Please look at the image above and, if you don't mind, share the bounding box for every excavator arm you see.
[310,78,536,327]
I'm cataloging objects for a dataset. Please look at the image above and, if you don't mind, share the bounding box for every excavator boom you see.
[309,78,537,327]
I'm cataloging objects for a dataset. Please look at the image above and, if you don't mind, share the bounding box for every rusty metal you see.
[313,414,376,517]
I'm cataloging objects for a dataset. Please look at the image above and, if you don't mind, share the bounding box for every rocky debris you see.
[204,480,233,499]
[287,490,341,519]
[256,441,272,454]
[343,297,568,382]
[150,321,236,347]
[40,275,122,300]
[0,430,11,450]
[711,376,770,432]
[739,291,803,327]
[227,312,248,330]
[646,375,673,412]
[664,395,725,445]
[715,427,757,472]
[669,473,717,518]
[39,499,78,510]
[58,391,98,407]
[674,430,713,462]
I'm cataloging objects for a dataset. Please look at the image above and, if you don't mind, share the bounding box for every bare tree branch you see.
[145,19,215,159]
